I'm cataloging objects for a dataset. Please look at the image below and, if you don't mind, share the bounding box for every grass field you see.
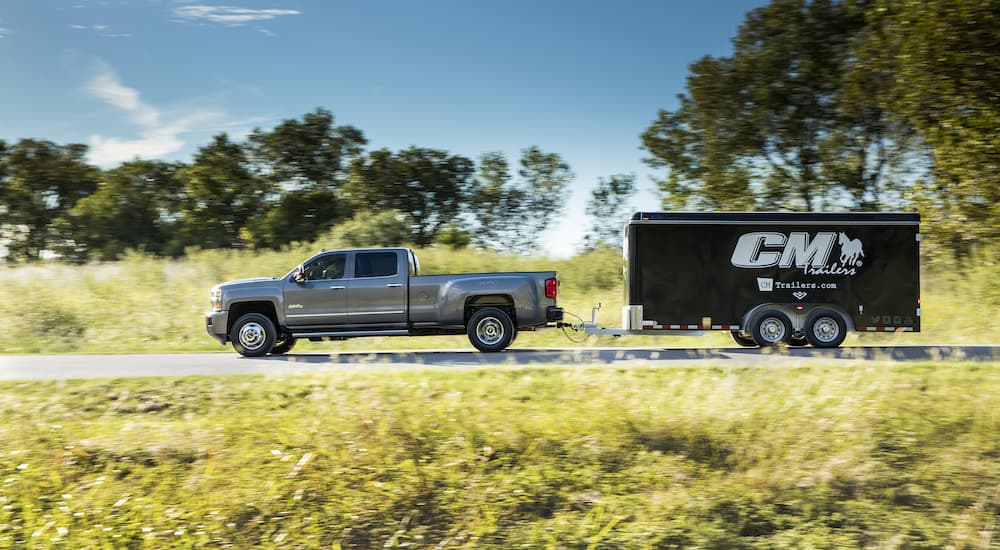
[0,362,997,548]
[0,245,997,354]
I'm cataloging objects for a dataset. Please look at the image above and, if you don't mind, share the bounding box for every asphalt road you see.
[0,345,997,381]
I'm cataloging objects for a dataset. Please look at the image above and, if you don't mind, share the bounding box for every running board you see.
[291,329,410,339]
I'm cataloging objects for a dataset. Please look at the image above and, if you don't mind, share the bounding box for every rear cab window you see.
[354,252,399,278]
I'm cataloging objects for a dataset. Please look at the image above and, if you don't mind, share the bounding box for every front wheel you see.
[230,313,277,357]
[467,307,514,352]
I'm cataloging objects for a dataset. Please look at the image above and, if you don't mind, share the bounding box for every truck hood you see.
[215,277,277,291]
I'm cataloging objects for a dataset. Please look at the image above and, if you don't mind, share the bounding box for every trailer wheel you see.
[230,313,277,357]
[730,330,758,347]
[467,307,514,352]
[750,310,792,346]
[804,309,847,348]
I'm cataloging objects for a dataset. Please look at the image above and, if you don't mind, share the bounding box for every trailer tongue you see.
[574,212,921,348]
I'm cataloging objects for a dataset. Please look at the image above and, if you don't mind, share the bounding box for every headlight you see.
[210,289,223,311]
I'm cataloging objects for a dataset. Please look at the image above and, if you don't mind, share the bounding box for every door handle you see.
[329,285,346,290]
[386,283,403,288]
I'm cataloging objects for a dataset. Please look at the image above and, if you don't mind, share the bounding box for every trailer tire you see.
[467,307,514,352]
[730,330,758,347]
[750,310,793,346]
[804,309,847,348]
[230,313,277,357]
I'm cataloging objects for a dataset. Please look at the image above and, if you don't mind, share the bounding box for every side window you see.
[355,252,398,278]
[302,254,346,281]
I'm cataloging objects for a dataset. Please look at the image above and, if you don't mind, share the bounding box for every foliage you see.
[322,209,416,249]
[60,160,185,261]
[178,134,271,251]
[465,148,573,253]
[467,152,522,251]
[516,147,574,250]
[583,174,636,251]
[0,139,99,261]
[0,362,997,547]
[642,0,913,212]
[343,148,475,247]
[858,0,1000,251]
[245,108,366,248]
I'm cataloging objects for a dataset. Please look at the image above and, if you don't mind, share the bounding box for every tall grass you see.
[0,362,996,547]
[0,244,996,354]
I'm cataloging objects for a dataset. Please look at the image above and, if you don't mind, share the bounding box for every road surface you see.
[0,346,997,381]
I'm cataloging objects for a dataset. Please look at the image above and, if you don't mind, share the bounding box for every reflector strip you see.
[859,326,916,332]
[639,322,742,331]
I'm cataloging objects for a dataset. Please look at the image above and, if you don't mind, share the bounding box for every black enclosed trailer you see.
[584,212,921,348]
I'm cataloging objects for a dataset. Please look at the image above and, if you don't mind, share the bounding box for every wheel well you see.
[464,295,516,326]
[228,301,279,334]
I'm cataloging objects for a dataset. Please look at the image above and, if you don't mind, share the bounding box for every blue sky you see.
[0,0,763,256]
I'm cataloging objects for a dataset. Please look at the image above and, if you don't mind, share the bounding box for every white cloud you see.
[173,5,301,26]
[69,23,132,38]
[0,27,10,39]
[84,61,225,166]
[86,62,160,127]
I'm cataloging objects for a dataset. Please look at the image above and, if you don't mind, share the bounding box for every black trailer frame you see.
[581,212,921,347]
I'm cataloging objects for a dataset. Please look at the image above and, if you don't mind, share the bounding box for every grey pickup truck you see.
[206,247,563,356]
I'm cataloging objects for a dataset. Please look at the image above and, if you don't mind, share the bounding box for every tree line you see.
[0,108,639,262]
[2,0,995,262]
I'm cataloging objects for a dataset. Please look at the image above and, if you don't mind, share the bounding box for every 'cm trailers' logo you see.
[730,232,865,276]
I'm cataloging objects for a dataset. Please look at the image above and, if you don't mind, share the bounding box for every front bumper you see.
[205,310,229,345]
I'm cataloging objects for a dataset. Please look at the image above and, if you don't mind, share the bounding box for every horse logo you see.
[838,233,864,266]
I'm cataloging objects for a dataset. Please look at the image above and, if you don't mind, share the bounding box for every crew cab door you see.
[348,251,407,327]
[282,252,348,326]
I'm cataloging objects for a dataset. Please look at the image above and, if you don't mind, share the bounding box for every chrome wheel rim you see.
[476,317,504,346]
[238,322,267,351]
[759,317,786,343]
[812,317,840,343]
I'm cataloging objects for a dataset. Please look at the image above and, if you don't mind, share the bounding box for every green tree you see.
[0,139,99,261]
[860,0,1000,252]
[343,148,474,246]
[467,152,523,250]
[516,147,574,250]
[642,0,909,212]
[60,160,185,260]
[179,134,270,250]
[245,108,367,248]
[465,147,573,252]
[583,174,636,251]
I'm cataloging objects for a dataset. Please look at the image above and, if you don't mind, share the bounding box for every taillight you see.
[545,277,558,299]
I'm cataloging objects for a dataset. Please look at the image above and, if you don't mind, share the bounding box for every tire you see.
[467,307,514,352]
[804,309,847,348]
[270,332,297,355]
[750,309,793,347]
[230,313,277,357]
[730,330,758,347]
